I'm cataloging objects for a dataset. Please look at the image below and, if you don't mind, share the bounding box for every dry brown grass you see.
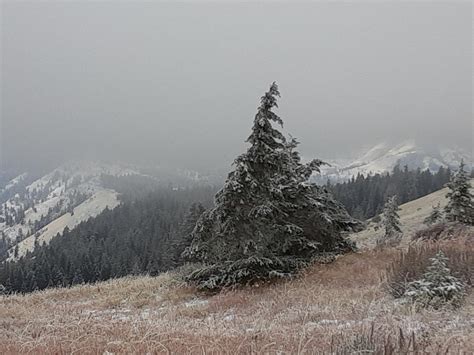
[412,222,474,242]
[1,248,473,354]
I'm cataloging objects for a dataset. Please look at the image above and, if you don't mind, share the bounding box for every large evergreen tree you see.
[444,160,473,225]
[184,83,360,290]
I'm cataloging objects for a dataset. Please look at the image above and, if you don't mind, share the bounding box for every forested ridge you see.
[0,184,215,293]
[329,165,454,220]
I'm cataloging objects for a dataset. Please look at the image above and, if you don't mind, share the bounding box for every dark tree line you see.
[0,185,214,294]
[328,165,452,220]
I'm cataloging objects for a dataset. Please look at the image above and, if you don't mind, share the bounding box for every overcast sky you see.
[1,1,472,172]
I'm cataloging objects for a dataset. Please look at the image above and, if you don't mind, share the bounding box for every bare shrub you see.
[412,222,473,242]
[376,232,402,248]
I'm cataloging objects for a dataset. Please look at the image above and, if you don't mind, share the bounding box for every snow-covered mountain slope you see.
[7,189,120,261]
[0,173,28,193]
[350,178,474,249]
[0,161,142,260]
[315,141,471,182]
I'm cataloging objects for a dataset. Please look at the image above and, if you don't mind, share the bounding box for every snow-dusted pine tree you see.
[183,83,360,290]
[423,202,443,225]
[377,195,402,246]
[404,251,465,308]
[444,160,473,225]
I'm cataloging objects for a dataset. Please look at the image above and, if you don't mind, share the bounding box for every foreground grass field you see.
[1,244,473,354]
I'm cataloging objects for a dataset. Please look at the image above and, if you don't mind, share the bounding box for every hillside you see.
[0,161,219,262]
[6,189,120,261]
[0,162,143,261]
[1,247,472,353]
[351,179,474,249]
[1,182,473,353]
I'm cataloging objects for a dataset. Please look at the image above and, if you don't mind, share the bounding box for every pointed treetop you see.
[260,81,280,111]
[245,82,286,160]
[255,82,283,128]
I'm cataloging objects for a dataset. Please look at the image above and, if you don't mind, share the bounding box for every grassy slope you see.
[1,185,473,353]
[351,179,474,249]
[1,249,473,353]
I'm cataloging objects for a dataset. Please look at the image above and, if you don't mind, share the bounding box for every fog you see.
[1,2,472,172]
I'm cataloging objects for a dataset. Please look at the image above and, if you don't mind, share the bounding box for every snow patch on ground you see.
[184,298,209,308]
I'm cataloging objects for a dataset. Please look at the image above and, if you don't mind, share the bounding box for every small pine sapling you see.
[404,251,465,309]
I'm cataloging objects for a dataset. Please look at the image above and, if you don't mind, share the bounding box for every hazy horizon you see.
[1,2,472,172]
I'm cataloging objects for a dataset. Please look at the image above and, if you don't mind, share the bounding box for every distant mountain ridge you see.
[0,160,222,261]
[0,161,144,260]
[315,141,472,183]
